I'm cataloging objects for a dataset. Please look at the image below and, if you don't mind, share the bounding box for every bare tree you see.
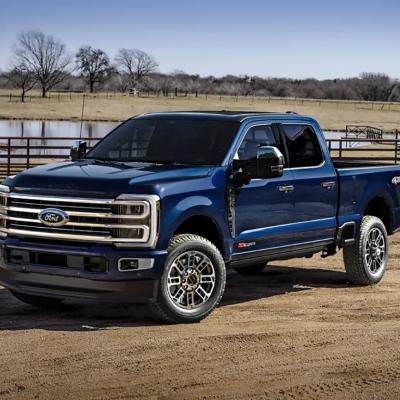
[13,30,71,97]
[7,64,36,102]
[75,46,110,93]
[114,48,158,89]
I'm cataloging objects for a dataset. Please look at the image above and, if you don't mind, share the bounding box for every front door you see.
[233,123,296,255]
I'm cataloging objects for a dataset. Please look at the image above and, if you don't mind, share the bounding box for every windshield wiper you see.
[85,156,115,162]
[85,157,196,166]
[118,158,196,166]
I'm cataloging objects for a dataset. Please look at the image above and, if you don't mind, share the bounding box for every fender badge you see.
[392,176,400,185]
[237,241,256,249]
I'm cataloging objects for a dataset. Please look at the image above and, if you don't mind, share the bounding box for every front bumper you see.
[0,237,168,303]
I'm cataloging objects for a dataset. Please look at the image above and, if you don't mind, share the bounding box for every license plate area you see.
[6,248,107,273]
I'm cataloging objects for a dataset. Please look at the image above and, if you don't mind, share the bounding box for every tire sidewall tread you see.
[343,215,388,285]
[150,234,226,324]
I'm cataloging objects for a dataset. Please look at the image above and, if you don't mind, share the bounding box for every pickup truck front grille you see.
[0,191,159,247]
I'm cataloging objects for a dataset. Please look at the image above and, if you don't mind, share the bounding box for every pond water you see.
[0,119,348,159]
[0,120,119,139]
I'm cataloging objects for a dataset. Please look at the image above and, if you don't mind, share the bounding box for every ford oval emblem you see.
[38,208,69,227]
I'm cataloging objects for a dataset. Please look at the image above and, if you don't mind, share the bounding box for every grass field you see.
[1,90,400,131]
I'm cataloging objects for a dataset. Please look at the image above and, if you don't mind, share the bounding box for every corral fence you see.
[0,137,100,179]
[326,129,400,164]
[0,131,399,180]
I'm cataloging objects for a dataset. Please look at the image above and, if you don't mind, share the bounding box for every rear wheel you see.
[234,263,267,275]
[10,291,63,308]
[343,216,388,285]
[150,234,226,324]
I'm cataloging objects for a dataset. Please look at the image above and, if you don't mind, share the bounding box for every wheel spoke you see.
[168,276,181,287]
[172,287,185,304]
[186,291,195,308]
[200,274,215,284]
[173,260,186,274]
[196,285,210,301]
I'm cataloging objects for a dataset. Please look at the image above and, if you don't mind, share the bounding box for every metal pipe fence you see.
[0,137,101,178]
[0,132,399,180]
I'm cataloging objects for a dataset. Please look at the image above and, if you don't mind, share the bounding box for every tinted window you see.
[238,125,280,161]
[87,119,239,166]
[282,124,323,168]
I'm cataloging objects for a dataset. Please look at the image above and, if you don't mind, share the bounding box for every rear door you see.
[279,123,338,243]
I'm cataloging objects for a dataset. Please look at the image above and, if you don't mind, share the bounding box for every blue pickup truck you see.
[0,111,399,323]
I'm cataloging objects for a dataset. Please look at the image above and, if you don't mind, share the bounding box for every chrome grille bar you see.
[5,215,149,229]
[0,191,159,247]
[6,206,147,219]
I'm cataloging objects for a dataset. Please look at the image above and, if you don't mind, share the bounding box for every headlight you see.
[0,185,10,194]
[0,185,9,237]
[113,194,160,248]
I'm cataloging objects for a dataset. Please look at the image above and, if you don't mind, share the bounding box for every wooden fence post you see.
[7,138,11,176]
[27,138,30,169]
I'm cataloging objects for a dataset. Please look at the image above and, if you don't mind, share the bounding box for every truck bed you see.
[332,158,397,169]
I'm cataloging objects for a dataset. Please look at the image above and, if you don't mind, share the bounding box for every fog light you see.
[119,259,139,271]
[118,258,154,272]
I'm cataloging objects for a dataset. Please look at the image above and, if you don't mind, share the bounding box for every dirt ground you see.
[1,235,400,400]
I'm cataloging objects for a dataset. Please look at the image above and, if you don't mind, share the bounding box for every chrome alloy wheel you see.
[167,250,216,310]
[364,227,386,275]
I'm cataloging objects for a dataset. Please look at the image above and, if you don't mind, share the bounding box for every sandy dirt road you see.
[1,235,400,400]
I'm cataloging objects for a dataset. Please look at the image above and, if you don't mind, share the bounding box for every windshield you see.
[86,118,240,166]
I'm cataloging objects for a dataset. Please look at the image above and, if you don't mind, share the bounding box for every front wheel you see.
[343,216,388,285]
[150,234,226,323]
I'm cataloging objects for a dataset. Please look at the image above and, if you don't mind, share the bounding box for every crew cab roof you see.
[133,111,316,123]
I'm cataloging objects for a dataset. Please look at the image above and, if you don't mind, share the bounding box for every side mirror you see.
[70,141,87,161]
[255,146,284,179]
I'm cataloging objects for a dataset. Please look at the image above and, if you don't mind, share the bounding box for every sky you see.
[1,0,400,80]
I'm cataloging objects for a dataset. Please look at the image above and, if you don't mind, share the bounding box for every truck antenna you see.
[79,94,86,139]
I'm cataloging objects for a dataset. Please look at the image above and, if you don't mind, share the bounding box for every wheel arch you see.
[171,214,226,257]
[363,194,394,234]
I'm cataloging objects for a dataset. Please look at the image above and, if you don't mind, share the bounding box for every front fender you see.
[158,194,231,255]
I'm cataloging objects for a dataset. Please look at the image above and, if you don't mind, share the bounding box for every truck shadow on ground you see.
[0,265,349,331]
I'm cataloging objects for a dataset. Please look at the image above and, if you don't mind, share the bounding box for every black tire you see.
[234,263,267,275]
[343,215,388,285]
[150,234,226,324]
[10,291,63,308]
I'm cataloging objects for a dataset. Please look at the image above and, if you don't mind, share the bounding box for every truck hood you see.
[8,160,213,197]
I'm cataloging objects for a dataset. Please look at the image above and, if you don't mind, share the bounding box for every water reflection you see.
[0,120,119,139]
[0,120,120,160]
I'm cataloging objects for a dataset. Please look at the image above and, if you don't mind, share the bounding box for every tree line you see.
[1,30,400,103]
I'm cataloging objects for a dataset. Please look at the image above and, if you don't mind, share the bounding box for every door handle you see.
[321,181,335,189]
[278,184,294,193]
